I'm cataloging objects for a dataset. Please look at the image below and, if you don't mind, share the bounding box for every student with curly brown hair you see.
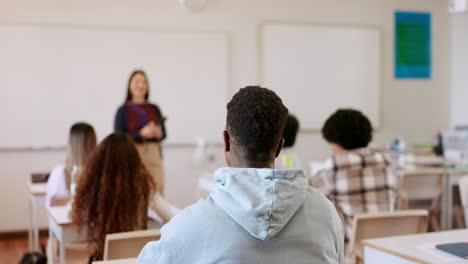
[71,133,179,261]
[137,86,343,264]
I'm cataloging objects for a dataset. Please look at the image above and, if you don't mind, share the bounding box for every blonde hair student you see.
[45,122,97,207]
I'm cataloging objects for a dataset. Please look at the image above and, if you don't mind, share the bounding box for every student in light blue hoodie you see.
[137,86,344,264]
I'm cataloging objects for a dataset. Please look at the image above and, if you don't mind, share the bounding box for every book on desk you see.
[436,242,468,259]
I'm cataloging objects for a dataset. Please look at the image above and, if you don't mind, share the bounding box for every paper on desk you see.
[417,243,468,263]
[310,161,329,176]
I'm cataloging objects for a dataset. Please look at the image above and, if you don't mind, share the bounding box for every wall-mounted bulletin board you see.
[0,22,230,147]
[259,22,382,131]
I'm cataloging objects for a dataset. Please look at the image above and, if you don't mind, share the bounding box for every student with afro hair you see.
[310,109,397,239]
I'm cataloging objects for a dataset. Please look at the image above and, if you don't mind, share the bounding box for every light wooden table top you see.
[26,182,47,195]
[92,258,136,264]
[46,205,73,226]
[363,229,468,264]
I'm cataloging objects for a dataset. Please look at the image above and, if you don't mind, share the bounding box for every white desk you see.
[92,258,136,264]
[363,229,468,264]
[26,182,47,251]
[47,206,87,264]
[444,167,468,230]
[398,166,467,230]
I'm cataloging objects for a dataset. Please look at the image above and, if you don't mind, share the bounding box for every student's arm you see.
[311,171,338,205]
[138,203,198,264]
[309,159,334,195]
[45,165,65,207]
[149,193,181,223]
[114,105,143,141]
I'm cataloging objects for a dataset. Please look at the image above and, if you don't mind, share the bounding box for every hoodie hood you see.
[210,167,307,241]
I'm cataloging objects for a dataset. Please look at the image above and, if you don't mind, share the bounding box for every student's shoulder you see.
[47,164,66,187]
[161,198,217,235]
[305,186,329,203]
[140,198,220,260]
[303,187,343,235]
[305,186,339,218]
[50,164,66,176]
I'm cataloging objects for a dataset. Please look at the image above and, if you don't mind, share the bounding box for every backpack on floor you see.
[19,244,47,264]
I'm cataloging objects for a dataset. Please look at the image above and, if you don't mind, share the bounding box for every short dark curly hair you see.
[227,86,288,161]
[283,114,299,148]
[321,109,373,150]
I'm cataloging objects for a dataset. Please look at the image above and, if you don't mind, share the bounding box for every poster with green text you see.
[395,11,431,79]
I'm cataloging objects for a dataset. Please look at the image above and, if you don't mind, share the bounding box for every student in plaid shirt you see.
[310,109,397,238]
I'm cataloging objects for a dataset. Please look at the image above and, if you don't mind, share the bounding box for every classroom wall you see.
[450,12,468,127]
[0,0,451,232]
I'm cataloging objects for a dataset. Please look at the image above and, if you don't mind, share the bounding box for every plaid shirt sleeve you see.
[309,159,334,196]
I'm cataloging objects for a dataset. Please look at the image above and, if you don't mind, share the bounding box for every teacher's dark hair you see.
[125,70,150,102]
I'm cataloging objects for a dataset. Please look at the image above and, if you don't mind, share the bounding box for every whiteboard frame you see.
[0,20,233,148]
[256,21,384,133]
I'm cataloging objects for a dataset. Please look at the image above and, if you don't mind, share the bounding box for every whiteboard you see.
[259,23,381,131]
[0,23,229,147]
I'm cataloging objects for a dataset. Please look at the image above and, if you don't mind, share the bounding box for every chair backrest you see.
[31,172,49,183]
[103,229,160,260]
[459,176,468,227]
[350,210,428,259]
[50,197,70,207]
[398,169,445,200]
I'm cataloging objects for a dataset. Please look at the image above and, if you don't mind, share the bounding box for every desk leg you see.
[59,238,66,264]
[28,195,33,251]
[49,228,55,264]
[32,195,39,251]
[447,175,454,230]
[441,174,448,230]
[441,172,454,230]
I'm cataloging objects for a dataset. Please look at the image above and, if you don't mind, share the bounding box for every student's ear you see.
[223,130,230,152]
[275,138,284,158]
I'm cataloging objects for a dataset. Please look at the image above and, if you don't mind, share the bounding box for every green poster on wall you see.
[395,11,431,79]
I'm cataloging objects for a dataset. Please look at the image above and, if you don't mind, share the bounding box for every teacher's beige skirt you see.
[136,142,165,195]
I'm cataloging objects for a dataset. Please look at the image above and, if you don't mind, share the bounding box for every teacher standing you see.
[114,70,166,194]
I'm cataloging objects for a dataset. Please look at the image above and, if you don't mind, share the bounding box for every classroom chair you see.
[397,168,444,231]
[103,229,161,260]
[31,172,49,183]
[51,197,70,207]
[459,176,468,227]
[350,210,428,264]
